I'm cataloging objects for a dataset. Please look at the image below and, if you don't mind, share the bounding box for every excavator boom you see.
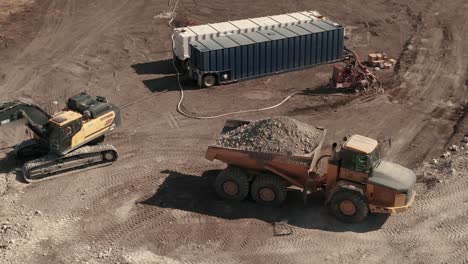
[0,100,52,138]
[0,101,51,126]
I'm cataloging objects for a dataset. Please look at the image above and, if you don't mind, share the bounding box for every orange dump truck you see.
[206,120,416,222]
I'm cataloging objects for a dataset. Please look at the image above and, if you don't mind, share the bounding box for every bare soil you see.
[0,0,467,263]
[0,0,32,22]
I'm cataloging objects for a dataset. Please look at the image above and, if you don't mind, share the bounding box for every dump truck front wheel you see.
[329,189,368,223]
[214,166,249,201]
[251,174,287,206]
[202,74,216,88]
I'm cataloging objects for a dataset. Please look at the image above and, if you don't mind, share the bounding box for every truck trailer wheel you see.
[251,174,287,206]
[329,189,369,223]
[201,75,216,88]
[214,166,249,201]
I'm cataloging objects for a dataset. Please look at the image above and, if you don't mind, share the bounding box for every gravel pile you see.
[216,116,323,155]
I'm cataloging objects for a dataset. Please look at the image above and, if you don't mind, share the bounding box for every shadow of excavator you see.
[142,169,389,233]
[0,148,26,183]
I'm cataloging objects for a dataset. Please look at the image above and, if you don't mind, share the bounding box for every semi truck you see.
[172,11,325,71]
[205,119,416,223]
[189,20,345,87]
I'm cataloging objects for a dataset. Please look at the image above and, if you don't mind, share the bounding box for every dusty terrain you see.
[0,0,466,263]
[0,0,32,22]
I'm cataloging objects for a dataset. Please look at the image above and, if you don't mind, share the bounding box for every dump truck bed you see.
[206,119,326,188]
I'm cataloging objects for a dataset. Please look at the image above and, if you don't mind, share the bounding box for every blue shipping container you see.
[189,20,345,87]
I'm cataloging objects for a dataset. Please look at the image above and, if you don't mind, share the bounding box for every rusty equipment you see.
[330,48,383,94]
[206,119,416,223]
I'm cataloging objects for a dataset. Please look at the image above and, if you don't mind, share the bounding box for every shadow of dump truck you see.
[142,169,389,233]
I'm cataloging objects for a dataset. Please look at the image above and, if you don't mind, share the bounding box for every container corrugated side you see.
[189,20,345,87]
[173,10,325,61]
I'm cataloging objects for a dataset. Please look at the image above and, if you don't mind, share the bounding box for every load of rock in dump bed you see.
[216,116,322,156]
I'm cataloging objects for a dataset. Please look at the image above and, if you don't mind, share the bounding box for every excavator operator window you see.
[61,120,82,138]
[64,126,72,137]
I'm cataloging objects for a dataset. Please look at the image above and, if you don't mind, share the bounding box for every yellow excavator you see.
[0,92,121,183]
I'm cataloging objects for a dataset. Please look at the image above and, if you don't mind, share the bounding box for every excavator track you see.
[22,144,118,183]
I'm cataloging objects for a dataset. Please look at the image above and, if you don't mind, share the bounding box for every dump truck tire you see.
[214,166,249,201]
[251,174,287,206]
[329,189,369,223]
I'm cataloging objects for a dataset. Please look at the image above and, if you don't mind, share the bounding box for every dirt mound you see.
[216,116,323,155]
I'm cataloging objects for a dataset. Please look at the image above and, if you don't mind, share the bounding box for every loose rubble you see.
[449,145,459,152]
[417,140,467,189]
[216,116,323,156]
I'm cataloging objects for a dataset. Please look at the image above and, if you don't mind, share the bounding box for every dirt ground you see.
[0,0,467,263]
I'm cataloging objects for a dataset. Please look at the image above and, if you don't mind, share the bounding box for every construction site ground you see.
[0,0,467,263]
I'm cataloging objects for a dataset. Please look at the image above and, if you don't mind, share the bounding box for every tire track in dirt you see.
[0,0,140,99]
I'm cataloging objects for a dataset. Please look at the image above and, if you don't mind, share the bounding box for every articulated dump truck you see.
[206,119,416,223]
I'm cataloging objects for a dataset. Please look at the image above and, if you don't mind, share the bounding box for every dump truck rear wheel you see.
[202,75,216,88]
[251,174,287,206]
[329,189,368,223]
[214,166,249,201]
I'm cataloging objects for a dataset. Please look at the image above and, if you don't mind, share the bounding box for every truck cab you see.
[325,135,416,222]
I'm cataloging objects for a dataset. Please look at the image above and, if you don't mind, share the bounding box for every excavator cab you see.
[48,111,83,154]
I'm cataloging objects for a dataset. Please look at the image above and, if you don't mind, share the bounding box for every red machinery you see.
[330,49,382,93]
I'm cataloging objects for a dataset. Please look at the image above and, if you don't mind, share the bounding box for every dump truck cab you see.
[325,135,416,222]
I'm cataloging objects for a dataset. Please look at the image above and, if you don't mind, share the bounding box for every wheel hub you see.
[223,181,239,196]
[339,200,357,216]
[259,188,276,202]
[204,76,215,86]
[103,152,114,161]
